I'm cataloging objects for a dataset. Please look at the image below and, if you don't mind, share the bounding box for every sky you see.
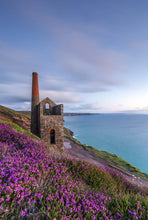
[1,0,148,113]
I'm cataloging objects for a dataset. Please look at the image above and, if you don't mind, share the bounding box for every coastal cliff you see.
[0,105,148,182]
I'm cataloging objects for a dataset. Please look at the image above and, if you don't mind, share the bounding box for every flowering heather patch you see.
[0,123,148,219]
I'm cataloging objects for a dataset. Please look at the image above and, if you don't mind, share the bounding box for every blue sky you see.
[1,0,148,113]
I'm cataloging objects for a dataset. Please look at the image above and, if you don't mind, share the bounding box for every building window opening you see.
[50,129,55,144]
[45,103,50,109]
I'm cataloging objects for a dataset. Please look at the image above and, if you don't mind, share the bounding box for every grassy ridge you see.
[0,105,30,120]
[65,134,148,181]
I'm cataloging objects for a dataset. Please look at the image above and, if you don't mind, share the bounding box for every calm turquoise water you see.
[64,114,148,174]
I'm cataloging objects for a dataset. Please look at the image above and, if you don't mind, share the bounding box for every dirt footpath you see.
[64,137,148,189]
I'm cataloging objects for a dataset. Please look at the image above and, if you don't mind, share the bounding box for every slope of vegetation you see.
[1,104,148,181]
[0,105,30,120]
[0,120,39,140]
[0,122,148,219]
[65,134,148,181]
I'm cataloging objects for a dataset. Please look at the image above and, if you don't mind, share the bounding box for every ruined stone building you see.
[31,72,64,149]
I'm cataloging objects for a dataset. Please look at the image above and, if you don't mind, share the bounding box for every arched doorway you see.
[50,129,55,144]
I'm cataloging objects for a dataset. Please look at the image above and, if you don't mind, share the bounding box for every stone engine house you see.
[31,72,64,149]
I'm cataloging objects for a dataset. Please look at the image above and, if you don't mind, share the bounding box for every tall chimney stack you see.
[31,72,39,110]
[31,72,39,135]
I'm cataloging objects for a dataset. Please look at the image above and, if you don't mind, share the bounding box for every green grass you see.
[17,110,31,118]
[65,134,148,181]
[0,120,40,140]
[0,105,30,120]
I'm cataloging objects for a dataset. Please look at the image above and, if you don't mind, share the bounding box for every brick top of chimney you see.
[32,72,39,97]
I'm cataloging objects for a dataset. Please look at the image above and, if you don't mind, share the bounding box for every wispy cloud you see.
[119,107,148,114]
[67,102,102,113]
[40,90,81,104]
[132,41,148,52]
[0,41,42,85]
[0,82,30,107]
[56,32,127,92]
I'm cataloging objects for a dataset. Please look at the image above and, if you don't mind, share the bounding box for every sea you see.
[64,114,148,174]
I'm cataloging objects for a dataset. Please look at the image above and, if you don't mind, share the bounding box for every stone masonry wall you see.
[38,98,64,150]
[39,115,64,150]
[53,104,63,115]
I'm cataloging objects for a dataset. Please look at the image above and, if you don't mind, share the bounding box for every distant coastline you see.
[18,111,100,117]
[64,113,100,116]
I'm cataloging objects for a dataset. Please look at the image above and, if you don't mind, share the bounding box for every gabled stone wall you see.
[38,98,64,150]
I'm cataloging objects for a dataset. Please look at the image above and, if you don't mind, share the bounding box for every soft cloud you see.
[40,90,81,104]
[67,102,102,113]
[132,41,148,52]
[0,42,36,73]
[119,107,148,114]
[0,83,31,105]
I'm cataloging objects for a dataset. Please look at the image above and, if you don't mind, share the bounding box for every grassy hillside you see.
[0,105,31,132]
[0,122,148,219]
[0,105,30,120]
[1,104,148,181]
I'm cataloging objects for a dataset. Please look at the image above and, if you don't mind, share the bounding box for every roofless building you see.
[31,72,64,150]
